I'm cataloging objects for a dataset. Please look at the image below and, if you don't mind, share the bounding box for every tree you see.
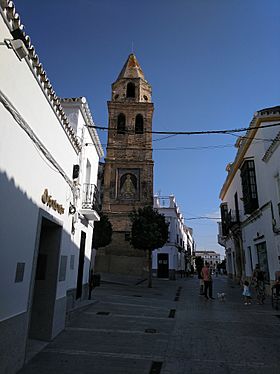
[92,213,112,249]
[130,206,169,287]
[195,256,204,278]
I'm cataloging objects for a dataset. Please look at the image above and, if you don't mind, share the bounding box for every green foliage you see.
[92,213,112,249]
[130,206,169,252]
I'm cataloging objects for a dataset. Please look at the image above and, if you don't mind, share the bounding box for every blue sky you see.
[15,0,280,256]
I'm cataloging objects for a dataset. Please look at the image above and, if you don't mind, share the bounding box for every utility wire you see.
[185,216,221,220]
[153,134,178,142]
[97,140,269,151]
[227,133,275,142]
[86,122,280,136]
[98,144,234,151]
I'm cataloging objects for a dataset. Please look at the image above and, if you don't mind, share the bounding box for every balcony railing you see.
[82,183,100,212]
[227,209,240,227]
[220,209,241,236]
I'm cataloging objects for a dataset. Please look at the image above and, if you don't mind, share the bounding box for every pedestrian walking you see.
[196,262,204,295]
[252,264,265,304]
[242,280,252,305]
[201,262,214,300]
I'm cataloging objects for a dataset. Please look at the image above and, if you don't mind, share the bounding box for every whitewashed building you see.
[218,106,280,286]
[152,195,194,279]
[194,250,221,268]
[0,3,103,373]
[60,98,104,305]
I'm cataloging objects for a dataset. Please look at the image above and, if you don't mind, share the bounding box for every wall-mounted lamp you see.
[69,203,76,215]
[0,39,29,60]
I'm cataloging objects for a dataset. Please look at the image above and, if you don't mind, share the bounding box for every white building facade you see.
[218,106,280,286]
[194,251,221,268]
[152,195,194,279]
[0,3,103,373]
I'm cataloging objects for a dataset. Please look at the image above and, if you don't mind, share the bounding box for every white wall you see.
[152,247,178,270]
[0,15,77,320]
[60,103,102,292]
[221,117,280,281]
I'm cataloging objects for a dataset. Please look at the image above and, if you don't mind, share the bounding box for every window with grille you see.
[241,160,259,214]
[220,203,229,236]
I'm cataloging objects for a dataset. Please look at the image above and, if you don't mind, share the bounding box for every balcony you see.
[79,183,100,221]
[227,210,240,228]
[220,209,241,237]
[217,234,226,247]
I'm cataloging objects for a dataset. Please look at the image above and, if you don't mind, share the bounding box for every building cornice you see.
[0,1,81,152]
[262,131,280,162]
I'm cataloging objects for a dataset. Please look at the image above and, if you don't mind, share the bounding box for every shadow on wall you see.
[0,170,89,374]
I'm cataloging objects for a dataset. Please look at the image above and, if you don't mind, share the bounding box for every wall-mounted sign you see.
[41,189,65,214]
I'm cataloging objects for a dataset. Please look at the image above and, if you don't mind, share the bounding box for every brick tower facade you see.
[95,54,154,275]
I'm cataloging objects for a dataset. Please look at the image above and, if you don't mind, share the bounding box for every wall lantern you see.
[0,39,28,60]
[69,203,76,215]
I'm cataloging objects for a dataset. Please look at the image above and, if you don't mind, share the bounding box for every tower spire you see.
[116,53,145,81]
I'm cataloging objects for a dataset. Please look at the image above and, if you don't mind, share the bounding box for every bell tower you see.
[96,54,154,275]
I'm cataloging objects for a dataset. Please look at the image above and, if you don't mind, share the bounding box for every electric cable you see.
[153,134,178,142]
[227,133,275,142]
[185,217,221,220]
[97,143,234,151]
[86,122,280,136]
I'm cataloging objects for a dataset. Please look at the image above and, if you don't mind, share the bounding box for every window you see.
[220,203,229,236]
[85,159,91,184]
[241,160,259,214]
[126,82,135,98]
[248,246,253,273]
[135,114,144,134]
[275,174,280,218]
[117,113,126,134]
[256,242,270,282]
[234,192,240,222]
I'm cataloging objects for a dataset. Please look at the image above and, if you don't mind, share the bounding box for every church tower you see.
[96,54,154,275]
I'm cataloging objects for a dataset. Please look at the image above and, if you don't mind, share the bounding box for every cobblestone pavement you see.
[18,274,280,374]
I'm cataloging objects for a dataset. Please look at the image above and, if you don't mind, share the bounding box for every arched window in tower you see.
[135,114,144,134]
[126,82,135,98]
[117,113,126,134]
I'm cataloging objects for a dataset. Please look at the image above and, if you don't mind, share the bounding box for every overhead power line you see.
[228,133,275,142]
[185,216,221,220]
[98,144,234,151]
[86,122,280,136]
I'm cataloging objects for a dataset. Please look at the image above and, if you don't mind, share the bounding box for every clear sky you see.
[15,0,280,256]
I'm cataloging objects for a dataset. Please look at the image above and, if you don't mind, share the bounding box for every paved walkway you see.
[19,275,280,374]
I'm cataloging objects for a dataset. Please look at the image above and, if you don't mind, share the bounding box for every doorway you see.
[76,231,86,299]
[256,241,270,282]
[157,253,169,278]
[28,217,62,341]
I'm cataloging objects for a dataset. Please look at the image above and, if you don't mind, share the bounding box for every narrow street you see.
[19,275,280,374]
